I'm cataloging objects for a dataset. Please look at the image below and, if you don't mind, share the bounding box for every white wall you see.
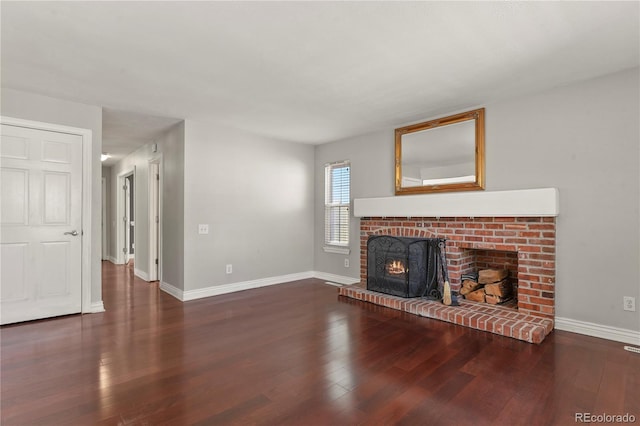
[315,129,394,278]
[1,88,103,305]
[156,122,185,290]
[315,67,640,332]
[183,120,315,291]
[487,68,639,331]
[106,122,185,289]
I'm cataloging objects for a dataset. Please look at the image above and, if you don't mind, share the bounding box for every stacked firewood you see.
[459,269,512,305]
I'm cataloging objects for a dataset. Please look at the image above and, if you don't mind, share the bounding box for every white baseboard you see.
[181,271,315,301]
[312,271,360,286]
[134,268,149,281]
[160,271,359,303]
[88,301,105,313]
[160,281,184,301]
[108,256,121,265]
[555,316,640,345]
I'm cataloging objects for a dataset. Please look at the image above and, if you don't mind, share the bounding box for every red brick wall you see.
[360,217,556,319]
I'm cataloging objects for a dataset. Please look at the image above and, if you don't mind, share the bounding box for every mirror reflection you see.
[395,108,485,194]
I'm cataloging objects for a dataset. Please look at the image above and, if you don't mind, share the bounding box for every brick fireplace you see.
[338,188,559,343]
[359,216,556,318]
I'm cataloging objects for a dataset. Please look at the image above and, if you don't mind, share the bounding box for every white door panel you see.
[43,171,71,224]
[1,124,82,325]
[40,241,71,297]
[0,134,28,159]
[0,243,28,302]
[42,139,72,164]
[1,168,28,225]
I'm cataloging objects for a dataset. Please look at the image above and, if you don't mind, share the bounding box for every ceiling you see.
[2,2,638,159]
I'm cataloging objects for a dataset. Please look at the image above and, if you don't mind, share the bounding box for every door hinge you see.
[155,216,159,223]
[156,173,159,181]
[123,185,127,190]
[155,258,158,265]
[122,247,127,254]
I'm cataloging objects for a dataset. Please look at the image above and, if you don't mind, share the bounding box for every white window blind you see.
[325,161,350,246]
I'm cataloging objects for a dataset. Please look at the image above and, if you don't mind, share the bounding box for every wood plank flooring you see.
[1,261,639,425]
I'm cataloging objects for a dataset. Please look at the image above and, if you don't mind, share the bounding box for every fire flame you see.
[387,260,406,275]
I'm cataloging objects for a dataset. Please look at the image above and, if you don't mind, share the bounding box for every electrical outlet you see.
[226,264,232,274]
[344,258,350,268]
[198,224,209,234]
[623,296,636,312]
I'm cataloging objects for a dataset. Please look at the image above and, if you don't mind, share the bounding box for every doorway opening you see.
[116,168,135,266]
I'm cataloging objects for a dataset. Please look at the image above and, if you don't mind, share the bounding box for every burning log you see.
[386,260,406,275]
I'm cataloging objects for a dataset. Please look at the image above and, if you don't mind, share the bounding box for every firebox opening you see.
[367,236,445,299]
[386,259,407,276]
[459,248,519,310]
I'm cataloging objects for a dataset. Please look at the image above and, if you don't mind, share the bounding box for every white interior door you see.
[1,124,83,325]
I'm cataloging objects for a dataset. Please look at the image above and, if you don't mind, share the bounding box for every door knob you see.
[64,230,79,236]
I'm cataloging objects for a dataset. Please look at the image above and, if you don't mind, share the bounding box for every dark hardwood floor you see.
[1,262,639,425]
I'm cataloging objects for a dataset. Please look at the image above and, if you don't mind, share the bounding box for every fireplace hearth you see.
[367,235,445,299]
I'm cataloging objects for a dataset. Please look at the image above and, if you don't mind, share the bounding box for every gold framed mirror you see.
[395,108,485,195]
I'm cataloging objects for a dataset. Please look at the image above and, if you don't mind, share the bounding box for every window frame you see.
[324,160,351,254]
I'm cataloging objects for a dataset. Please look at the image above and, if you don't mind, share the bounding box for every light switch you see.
[198,224,209,234]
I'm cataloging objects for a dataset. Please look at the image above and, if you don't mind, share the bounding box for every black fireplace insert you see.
[367,235,446,299]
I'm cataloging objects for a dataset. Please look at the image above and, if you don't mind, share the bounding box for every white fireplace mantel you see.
[353,188,559,218]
